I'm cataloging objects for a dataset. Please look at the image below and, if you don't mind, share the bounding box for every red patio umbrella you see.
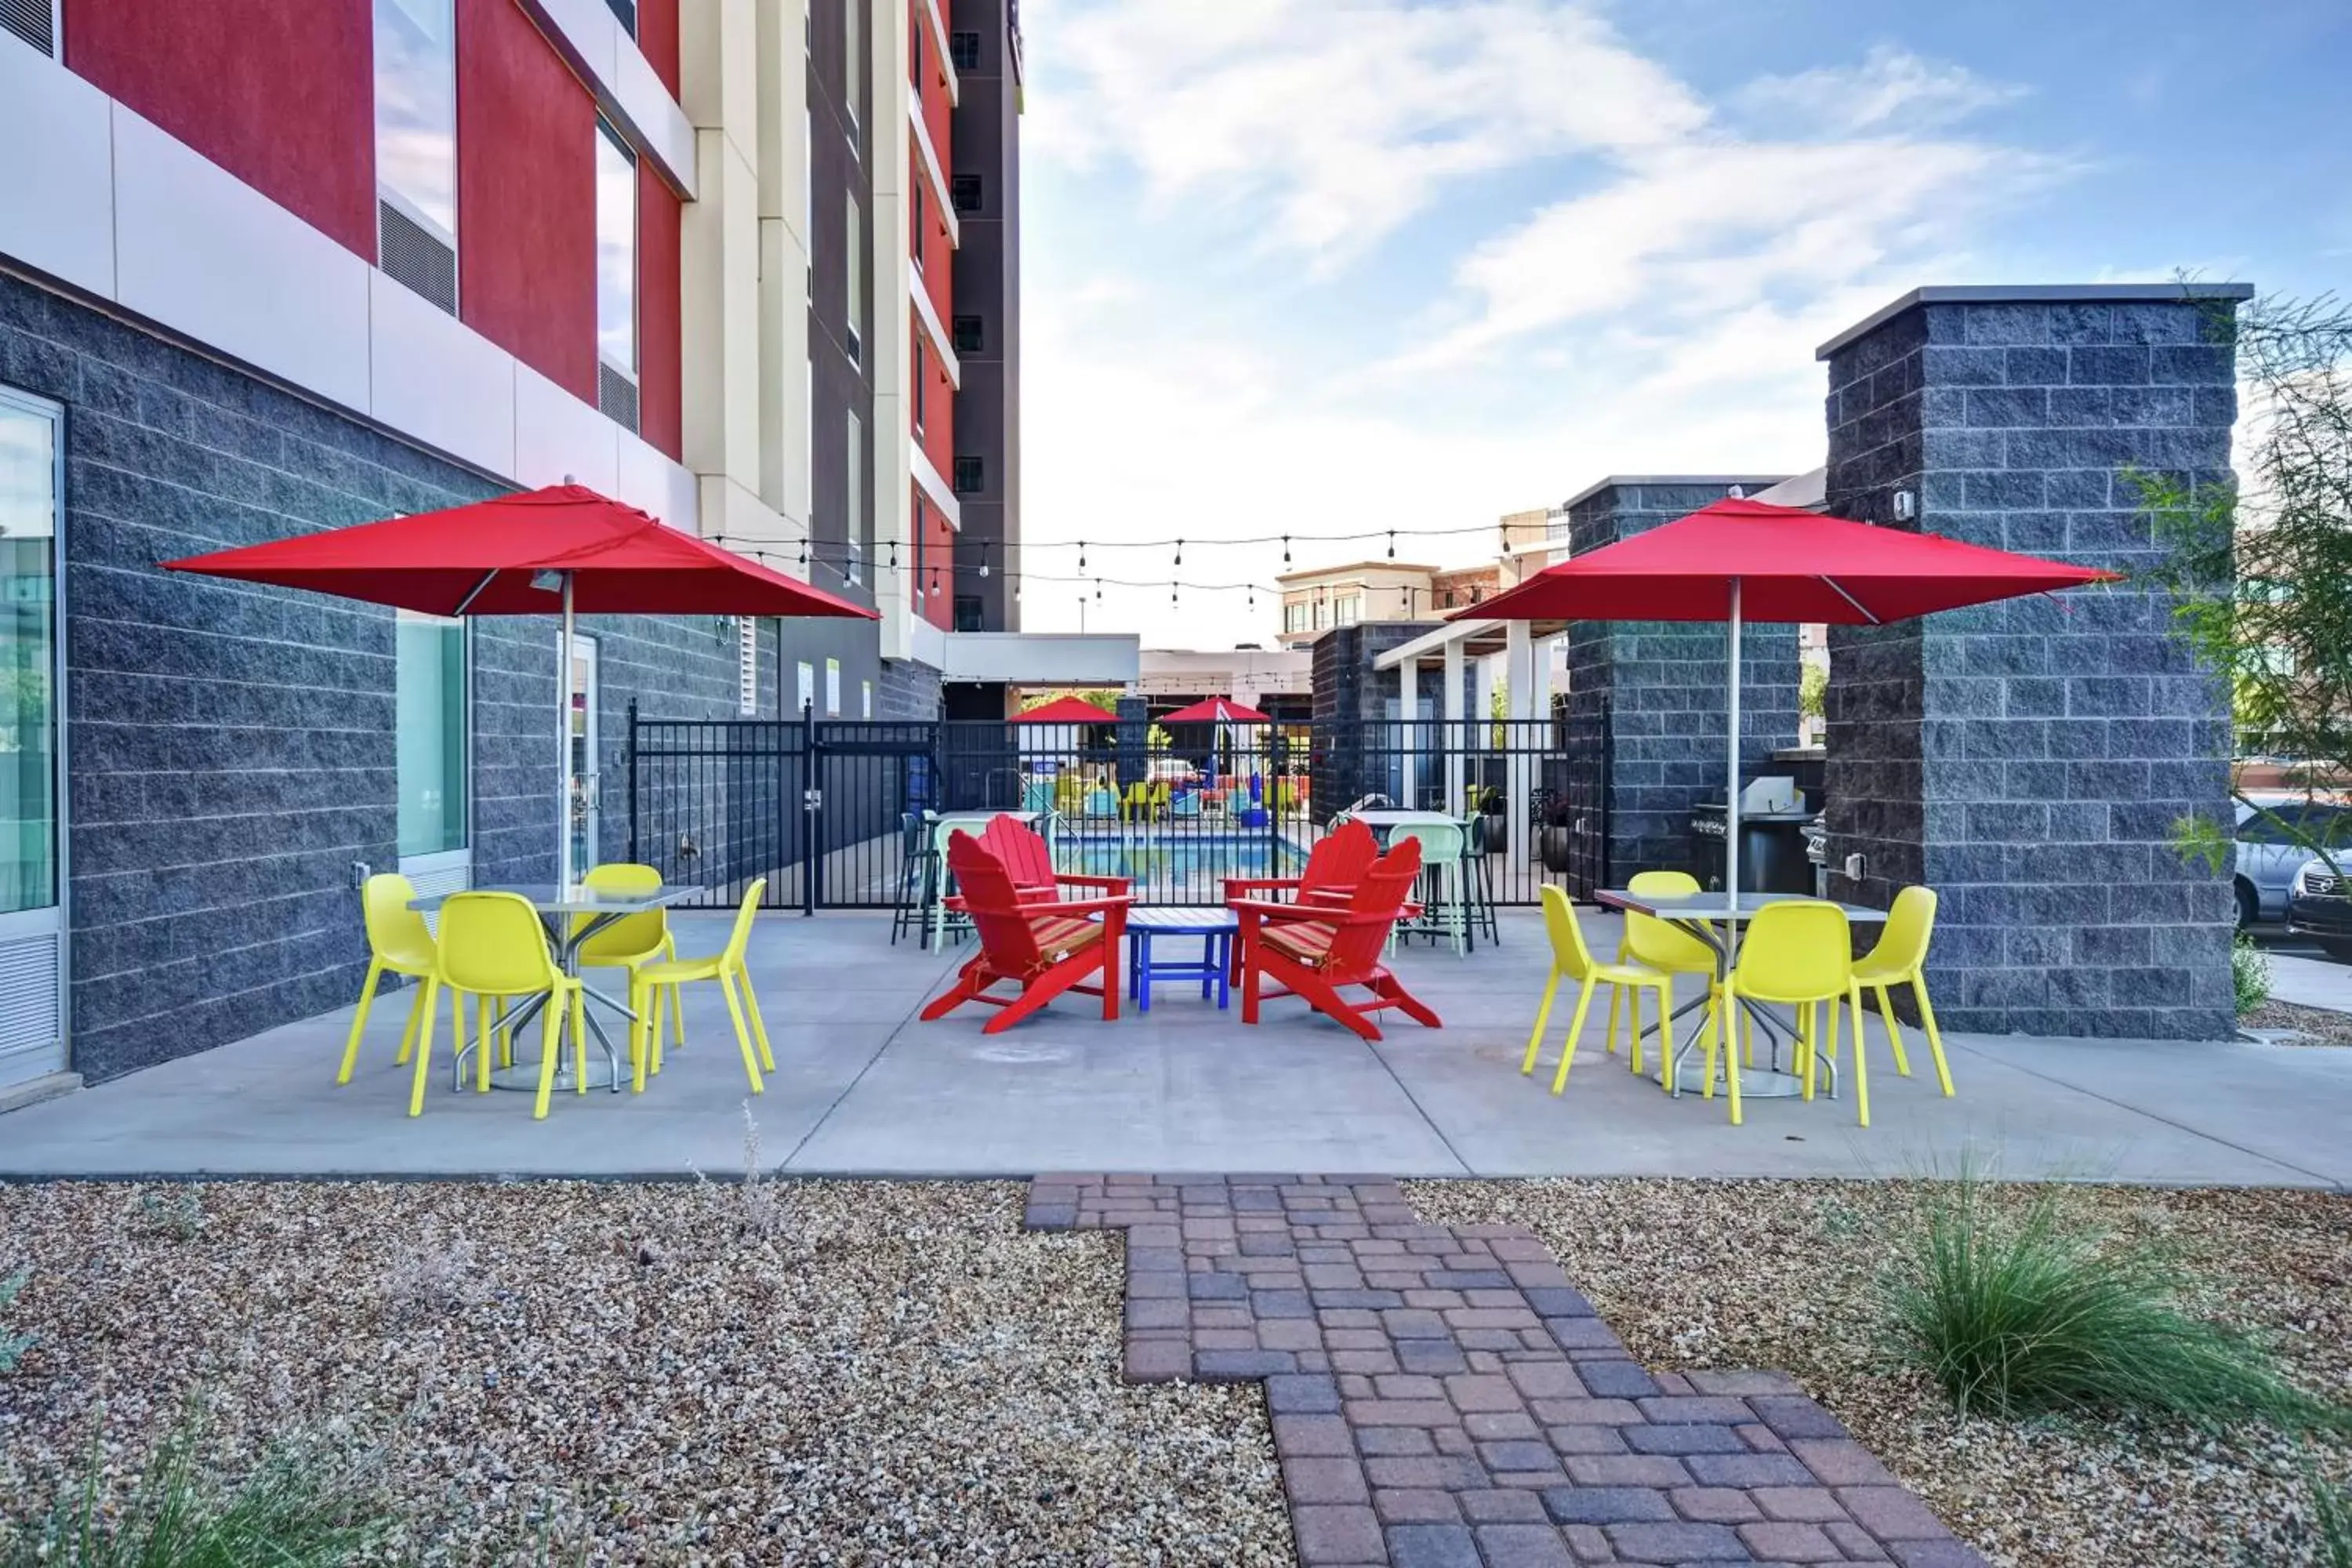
[1013,695,1119,724]
[1457,495,2117,898]
[165,483,876,887]
[1160,696,1272,724]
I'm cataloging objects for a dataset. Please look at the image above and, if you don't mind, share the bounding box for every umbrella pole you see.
[558,571,575,890]
[1726,577,1742,947]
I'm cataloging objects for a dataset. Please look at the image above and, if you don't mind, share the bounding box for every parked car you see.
[2288,858,2352,963]
[2234,798,2350,927]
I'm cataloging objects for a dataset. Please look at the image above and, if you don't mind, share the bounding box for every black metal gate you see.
[628,710,1610,909]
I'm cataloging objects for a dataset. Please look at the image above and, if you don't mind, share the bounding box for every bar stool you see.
[1392,821,1470,956]
[1459,813,1501,947]
[889,811,935,947]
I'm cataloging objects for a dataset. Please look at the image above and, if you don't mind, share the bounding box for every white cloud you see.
[1734,45,2027,135]
[1025,0,1706,267]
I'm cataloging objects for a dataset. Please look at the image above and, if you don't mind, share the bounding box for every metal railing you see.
[626,710,1610,909]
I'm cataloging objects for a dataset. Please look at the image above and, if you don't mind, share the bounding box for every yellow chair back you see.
[362,873,436,972]
[1868,884,1936,974]
[575,862,666,959]
[723,878,768,966]
[437,892,561,996]
[1730,902,1853,1003]
[1538,884,1596,982]
[1624,869,1712,972]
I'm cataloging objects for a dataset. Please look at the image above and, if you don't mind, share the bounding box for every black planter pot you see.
[1538,825,1574,874]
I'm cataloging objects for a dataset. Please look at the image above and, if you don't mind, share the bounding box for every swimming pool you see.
[1058,830,1308,902]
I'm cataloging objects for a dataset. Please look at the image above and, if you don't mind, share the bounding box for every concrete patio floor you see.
[4,909,2348,1186]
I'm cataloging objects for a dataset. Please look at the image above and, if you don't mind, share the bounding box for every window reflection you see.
[0,402,57,916]
[374,0,457,237]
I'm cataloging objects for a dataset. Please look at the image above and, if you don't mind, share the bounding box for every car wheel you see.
[2234,879,2259,930]
[2324,939,2352,966]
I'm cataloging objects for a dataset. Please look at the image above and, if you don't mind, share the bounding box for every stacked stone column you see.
[1817,285,2246,1039]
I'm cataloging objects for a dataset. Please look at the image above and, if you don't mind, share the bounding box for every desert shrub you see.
[0,1267,32,1374]
[1882,1174,2343,1431]
[2234,931,2274,1017]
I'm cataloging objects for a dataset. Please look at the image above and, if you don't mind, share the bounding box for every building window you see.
[374,0,458,311]
[845,410,863,571]
[594,121,638,423]
[950,30,980,70]
[912,181,926,274]
[1335,594,1361,626]
[954,456,983,494]
[844,0,862,138]
[913,340,927,436]
[845,193,864,365]
[953,314,984,354]
[603,0,634,34]
[1283,601,1309,633]
[910,16,922,85]
[951,174,982,213]
[396,613,468,858]
[954,595,983,632]
[0,388,61,917]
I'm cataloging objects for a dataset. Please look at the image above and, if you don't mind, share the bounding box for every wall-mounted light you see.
[1892,489,1917,522]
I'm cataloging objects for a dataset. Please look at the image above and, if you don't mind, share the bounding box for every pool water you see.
[1058,832,1307,901]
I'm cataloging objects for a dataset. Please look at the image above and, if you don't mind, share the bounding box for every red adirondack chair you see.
[1232,838,1440,1042]
[975,813,1060,901]
[1222,816,1375,909]
[919,831,1132,1033]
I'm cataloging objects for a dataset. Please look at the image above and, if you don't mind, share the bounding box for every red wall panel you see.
[637,0,680,97]
[67,0,377,260]
[456,0,597,403]
[637,164,683,461]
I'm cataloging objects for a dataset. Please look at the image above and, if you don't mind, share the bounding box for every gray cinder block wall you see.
[0,274,810,1082]
[1817,285,2245,1040]
[1562,477,1799,882]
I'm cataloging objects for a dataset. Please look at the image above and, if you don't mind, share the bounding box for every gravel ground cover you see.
[1406,1177,2352,1568]
[0,1175,1292,1566]
[2246,998,2352,1045]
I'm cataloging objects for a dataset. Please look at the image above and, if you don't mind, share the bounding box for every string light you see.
[1094,578,1102,601]
[978,543,990,579]
[1174,538,1183,568]
[1282,535,1290,565]
[1169,581,1178,608]
[797,540,808,568]
[1386,531,1396,559]
[888,541,898,570]
[930,564,941,596]
[1078,540,1086,571]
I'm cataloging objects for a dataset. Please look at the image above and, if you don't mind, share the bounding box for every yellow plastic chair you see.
[573,862,683,1057]
[626,880,773,1096]
[1523,886,1675,1095]
[1609,869,1719,1075]
[1849,885,1955,1098]
[1149,779,1171,819]
[1710,901,1866,1127]
[412,892,583,1120]
[339,873,440,1084]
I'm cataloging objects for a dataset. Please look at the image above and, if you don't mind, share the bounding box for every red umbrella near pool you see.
[164,483,876,887]
[1013,695,1120,724]
[1160,696,1272,724]
[1459,495,2117,897]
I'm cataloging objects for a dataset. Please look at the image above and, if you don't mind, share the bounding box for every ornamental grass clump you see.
[3,1411,391,1568]
[1882,1173,2345,1432]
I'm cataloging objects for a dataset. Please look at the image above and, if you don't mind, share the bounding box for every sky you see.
[1004,0,2351,650]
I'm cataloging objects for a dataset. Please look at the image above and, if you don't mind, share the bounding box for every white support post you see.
[1505,620,1534,872]
[1398,655,1421,810]
[1443,637,1465,816]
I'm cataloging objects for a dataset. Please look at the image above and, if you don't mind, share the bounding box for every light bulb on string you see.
[1281,535,1290,565]
[1174,538,1183,568]
[889,541,899,570]
[1094,578,1102,601]
[1078,540,1086,571]
[978,543,990,579]
[798,540,809,568]
[1386,531,1395,559]
[930,564,941,596]
[1013,576,1022,603]
[1170,581,1178,609]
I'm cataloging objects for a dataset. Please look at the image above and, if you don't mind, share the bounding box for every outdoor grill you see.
[1691,775,1817,895]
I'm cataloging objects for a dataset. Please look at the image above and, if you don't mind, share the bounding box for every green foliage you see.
[2136,292,2352,880]
[1882,1173,2343,1431]
[2311,1454,2352,1568]
[134,1188,205,1243]
[1015,688,1118,716]
[1798,661,1828,722]
[5,1412,391,1568]
[0,1267,33,1374]
[2233,931,2273,1016]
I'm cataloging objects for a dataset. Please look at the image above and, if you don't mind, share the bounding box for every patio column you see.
[1443,638,1465,815]
[1817,284,2247,1040]
[1397,655,1420,809]
[1504,622,1532,870]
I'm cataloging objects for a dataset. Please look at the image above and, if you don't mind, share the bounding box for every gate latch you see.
[803,789,823,811]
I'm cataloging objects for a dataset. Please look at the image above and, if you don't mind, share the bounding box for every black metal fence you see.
[627,709,1610,910]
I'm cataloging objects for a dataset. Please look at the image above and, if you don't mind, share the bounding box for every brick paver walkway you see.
[1025,1174,1987,1568]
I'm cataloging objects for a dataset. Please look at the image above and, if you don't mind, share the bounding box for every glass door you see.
[568,634,600,873]
[0,387,65,1089]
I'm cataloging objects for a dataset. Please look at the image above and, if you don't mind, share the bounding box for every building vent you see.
[0,0,56,55]
[0,930,61,1078]
[598,362,640,432]
[736,616,758,715]
[379,200,457,314]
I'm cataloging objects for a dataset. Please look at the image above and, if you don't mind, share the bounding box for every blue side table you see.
[1123,906,1240,1011]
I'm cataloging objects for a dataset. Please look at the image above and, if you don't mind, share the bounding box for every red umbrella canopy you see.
[1459,497,2118,625]
[1014,695,1118,724]
[1160,697,1272,724]
[162,484,877,619]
